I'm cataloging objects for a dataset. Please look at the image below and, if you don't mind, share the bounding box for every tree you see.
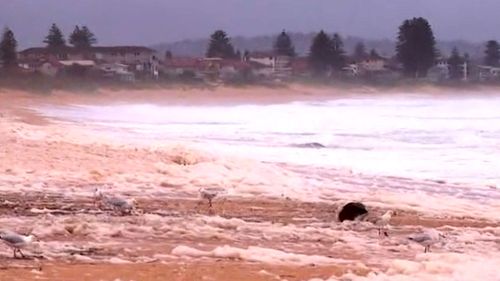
[0,28,18,69]
[396,17,437,77]
[484,40,500,67]
[331,33,346,70]
[44,23,66,48]
[370,49,380,58]
[243,50,250,61]
[448,47,464,80]
[69,25,97,48]
[353,42,367,61]
[273,30,296,57]
[309,30,334,75]
[165,50,173,60]
[206,30,236,59]
[81,26,97,46]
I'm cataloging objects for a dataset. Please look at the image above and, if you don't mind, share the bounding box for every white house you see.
[477,65,500,81]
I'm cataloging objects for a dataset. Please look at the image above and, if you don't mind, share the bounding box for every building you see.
[161,57,205,79]
[477,65,500,81]
[19,46,155,64]
[18,46,158,78]
[246,51,292,79]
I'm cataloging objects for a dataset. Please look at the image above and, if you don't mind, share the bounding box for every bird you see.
[408,229,445,253]
[338,202,368,222]
[198,187,220,208]
[104,196,136,215]
[376,210,394,237]
[94,188,136,215]
[0,230,38,259]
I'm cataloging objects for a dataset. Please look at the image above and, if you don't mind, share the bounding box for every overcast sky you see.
[2,0,500,49]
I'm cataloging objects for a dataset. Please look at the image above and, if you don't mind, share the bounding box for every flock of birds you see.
[0,190,445,260]
[337,201,446,253]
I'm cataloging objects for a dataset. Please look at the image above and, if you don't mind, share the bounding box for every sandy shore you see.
[0,88,499,281]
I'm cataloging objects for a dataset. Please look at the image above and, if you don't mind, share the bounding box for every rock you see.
[294,142,326,148]
[338,202,368,222]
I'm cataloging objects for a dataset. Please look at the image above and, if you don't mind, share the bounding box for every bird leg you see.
[208,198,213,208]
[18,249,26,258]
[424,246,430,253]
[13,249,16,258]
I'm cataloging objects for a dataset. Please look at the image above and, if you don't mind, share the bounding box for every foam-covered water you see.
[37,94,500,187]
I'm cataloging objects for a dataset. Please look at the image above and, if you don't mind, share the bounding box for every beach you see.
[0,86,499,281]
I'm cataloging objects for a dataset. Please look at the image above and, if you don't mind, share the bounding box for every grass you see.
[0,72,499,95]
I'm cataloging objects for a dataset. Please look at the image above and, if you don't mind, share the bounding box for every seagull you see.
[198,188,220,208]
[94,188,136,215]
[408,229,445,253]
[105,196,136,215]
[0,230,38,259]
[376,210,394,237]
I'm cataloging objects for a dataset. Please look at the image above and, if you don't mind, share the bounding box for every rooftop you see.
[19,46,155,55]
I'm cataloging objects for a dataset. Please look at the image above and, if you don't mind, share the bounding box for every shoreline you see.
[2,83,500,109]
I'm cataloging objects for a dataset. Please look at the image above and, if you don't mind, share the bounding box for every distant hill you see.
[151,32,486,61]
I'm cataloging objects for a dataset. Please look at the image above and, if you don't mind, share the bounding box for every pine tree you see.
[165,50,173,60]
[243,50,250,61]
[309,30,334,75]
[331,33,346,70]
[353,42,367,61]
[484,40,500,67]
[0,28,18,69]
[370,49,380,58]
[448,47,464,80]
[396,17,437,77]
[206,30,236,59]
[44,23,66,48]
[81,26,97,46]
[69,25,97,48]
[273,30,296,57]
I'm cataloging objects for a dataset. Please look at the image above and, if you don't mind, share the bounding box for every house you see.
[247,52,275,68]
[274,55,292,79]
[161,57,205,79]
[359,57,386,72]
[98,63,135,82]
[290,57,310,77]
[246,52,292,79]
[343,63,359,77]
[477,65,500,81]
[19,46,155,64]
[18,46,158,78]
[18,59,61,76]
[427,59,450,82]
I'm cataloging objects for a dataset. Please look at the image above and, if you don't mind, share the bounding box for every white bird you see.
[408,229,445,253]
[198,187,220,208]
[376,210,394,237]
[0,230,38,259]
[94,188,136,215]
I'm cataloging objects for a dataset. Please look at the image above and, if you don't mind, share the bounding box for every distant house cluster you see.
[18,46,159,82]
[14,44,500,84]
[160,52,294,83]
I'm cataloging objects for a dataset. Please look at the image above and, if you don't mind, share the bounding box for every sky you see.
[1,0,500,49]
